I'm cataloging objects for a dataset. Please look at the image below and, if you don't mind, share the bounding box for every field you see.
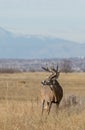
[0,72,85,130]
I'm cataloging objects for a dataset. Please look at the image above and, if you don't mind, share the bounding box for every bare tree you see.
[61,59,73,73]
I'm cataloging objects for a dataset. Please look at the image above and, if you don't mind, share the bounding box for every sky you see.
[0,0,85,42]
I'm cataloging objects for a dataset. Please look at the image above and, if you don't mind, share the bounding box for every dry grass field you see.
[0,72,85,130]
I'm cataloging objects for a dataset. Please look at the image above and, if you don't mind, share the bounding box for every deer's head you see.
[41,65,60,86]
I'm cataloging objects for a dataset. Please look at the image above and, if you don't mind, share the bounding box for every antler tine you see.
[55,65,59,72]
[42,67,49,72]
[50,64,58,73]
[57,65,59,71]
[49,63,54,72]
[42,64,51,72]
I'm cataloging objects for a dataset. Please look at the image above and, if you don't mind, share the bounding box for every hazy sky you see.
[0,0,85,42]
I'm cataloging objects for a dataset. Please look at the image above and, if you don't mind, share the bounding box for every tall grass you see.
[0,72,84,130]
[0,99,85,130]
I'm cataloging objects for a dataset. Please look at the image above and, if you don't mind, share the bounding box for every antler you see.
[42,64,60,80]
[50,65,59,73]
[42,66,51,72]
[42,64,53,72]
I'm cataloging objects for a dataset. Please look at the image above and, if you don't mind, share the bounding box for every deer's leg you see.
[48,102,52,115]
[42,100,45,115]
[55,102,59,113]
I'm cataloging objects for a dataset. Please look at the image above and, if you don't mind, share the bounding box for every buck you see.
[41,65,63,115]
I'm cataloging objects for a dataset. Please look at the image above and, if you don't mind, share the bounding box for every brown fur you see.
[41,80,63,115]
[41,65,63,114]
[41,85,55,114]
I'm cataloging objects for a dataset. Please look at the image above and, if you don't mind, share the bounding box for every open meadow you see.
[0,72,85,130]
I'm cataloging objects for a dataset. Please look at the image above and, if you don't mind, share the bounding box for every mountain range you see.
[0,27,85,59]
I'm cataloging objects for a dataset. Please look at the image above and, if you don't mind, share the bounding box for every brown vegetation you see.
[0,72,84,130]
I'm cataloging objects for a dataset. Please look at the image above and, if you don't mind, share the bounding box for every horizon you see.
[0,0,85,42]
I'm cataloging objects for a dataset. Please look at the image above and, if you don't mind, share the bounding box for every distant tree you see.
[61,59,73,73]
[0,67,21,73]
[29,67,35,72]
[81,66,85,72]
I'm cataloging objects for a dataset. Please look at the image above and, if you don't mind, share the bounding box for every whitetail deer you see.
[41,65,63,115]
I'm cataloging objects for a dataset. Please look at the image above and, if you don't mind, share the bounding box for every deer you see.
[41,65,63,115]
